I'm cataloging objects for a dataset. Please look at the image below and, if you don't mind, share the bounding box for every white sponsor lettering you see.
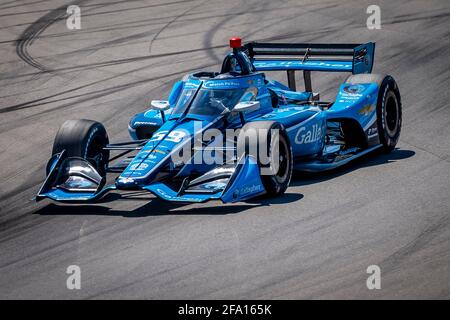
[130,163,148,171]
[295,124,322,144]
[240,184,263,195]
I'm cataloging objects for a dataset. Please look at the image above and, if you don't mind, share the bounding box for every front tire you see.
[238,121,293,197]
[49,119,109,175]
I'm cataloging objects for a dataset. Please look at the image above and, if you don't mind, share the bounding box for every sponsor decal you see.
[338,84,371,103]
[118,177,135,184]
[150,130,188,143]
[339,147,359,156]
[130,163,148,171]
[295,124,322,144]
[240,184,263,195]
[201,181,227,190]
[358,104,375,116]
[233,184,263,198]
[203,80,242,89]
[367,127,378,138]
[343,84,366,94]
[143,110,163,118]
[133,121,158,126]
[184,82,200,90]
[255,61,351,69]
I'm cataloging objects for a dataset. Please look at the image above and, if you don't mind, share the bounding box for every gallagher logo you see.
[295,124,323,144]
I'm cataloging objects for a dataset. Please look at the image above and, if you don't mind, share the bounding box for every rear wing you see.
[241,41,375,91]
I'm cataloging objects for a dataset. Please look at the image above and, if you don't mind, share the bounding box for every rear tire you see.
[376,76,402,152]
[238,121,293,196]
[346,74,402,153]
[49,119,109,175]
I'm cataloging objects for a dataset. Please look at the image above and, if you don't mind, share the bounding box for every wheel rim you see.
[385,92,399,137]
[273,135,289,183]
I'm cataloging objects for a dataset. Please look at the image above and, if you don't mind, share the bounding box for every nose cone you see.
[118,119,210,188]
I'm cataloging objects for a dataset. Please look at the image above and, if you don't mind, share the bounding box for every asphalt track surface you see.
[0,0,449,299]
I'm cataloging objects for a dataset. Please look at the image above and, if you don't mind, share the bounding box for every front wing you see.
[36,153,266,204]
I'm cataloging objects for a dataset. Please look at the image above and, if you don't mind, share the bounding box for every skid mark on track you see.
[148,0,208,54]
[0,61,215,124]
[381,213,450,272]
[15,0,90,72]
[0,44,227,83]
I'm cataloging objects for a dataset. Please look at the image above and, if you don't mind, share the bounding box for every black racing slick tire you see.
[346,74,402,153]
[376,76,402,152]
[49,119,110,175]
[238,121,293,197]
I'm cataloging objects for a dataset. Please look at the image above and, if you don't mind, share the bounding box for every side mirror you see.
[234,101,260,124]
[150,100,170,111]
[150,100,170,123]
[234,101,260,113]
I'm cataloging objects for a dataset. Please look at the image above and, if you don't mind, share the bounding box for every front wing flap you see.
[145,155,266,203]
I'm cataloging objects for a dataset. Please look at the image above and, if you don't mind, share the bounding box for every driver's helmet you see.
[229,57,239,73]
[217,56,242,78]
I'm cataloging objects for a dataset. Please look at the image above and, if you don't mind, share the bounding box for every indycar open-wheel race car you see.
[36,37,402,203]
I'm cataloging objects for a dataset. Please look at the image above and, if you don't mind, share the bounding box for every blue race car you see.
[36,37,402,203]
